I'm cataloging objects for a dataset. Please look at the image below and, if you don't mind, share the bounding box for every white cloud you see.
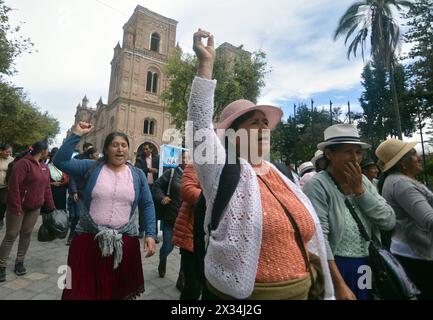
[6,0,375,144]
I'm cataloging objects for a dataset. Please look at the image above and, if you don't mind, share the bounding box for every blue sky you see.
[6,0,414,146]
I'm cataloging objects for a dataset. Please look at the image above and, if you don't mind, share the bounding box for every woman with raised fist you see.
[53,121,157,300]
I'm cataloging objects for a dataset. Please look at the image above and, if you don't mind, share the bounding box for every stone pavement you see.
[0,216,181,300]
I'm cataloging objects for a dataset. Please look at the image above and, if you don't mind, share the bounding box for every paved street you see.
[0,216,181,300]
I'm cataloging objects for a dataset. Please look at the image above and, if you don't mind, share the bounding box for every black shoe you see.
[0,267,5,282]
[176,272,185,292]
[14,262,26,276]
[158,260,166,278]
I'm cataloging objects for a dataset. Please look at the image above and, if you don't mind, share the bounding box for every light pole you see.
[348,101,351,124]
[417,105,428,186]
[311,99,314,150]
[330,100,333,125]
[293,104,297,171]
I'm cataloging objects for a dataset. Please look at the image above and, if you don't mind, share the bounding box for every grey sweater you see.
[303,171,396,260]
[381,173,433,260]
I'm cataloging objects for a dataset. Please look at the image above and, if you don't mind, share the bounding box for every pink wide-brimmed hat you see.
[217,99,283,130]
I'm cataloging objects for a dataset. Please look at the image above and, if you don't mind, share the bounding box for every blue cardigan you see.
[53,133,156,239]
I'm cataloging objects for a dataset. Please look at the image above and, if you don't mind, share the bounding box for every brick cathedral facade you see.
[72,5,177,159]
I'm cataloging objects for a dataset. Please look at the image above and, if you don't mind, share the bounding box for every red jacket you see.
[172,164,201,252]
[7,154,55,215]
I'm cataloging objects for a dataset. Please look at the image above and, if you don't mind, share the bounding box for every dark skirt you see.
[334,256,371,300]
[62,233,144,300]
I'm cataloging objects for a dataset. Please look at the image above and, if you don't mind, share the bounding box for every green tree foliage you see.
[160,47,196,130]
[0,0,33,76]
[0,1,57,151]
[355,60,416,148]
[356,61,388,149]
[334,0,412,140]
[162,45,269,129]
[213,47,268,119]
[404,0,433,117]
[0,82,59,150]
[271,104,341,164]
[393,64,416,137]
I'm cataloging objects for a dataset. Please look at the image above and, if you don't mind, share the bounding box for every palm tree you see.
[334,0,412,140]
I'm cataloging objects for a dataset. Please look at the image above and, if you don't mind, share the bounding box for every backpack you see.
[191,160,241,298]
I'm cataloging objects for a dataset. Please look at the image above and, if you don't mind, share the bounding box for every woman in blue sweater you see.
[53,121,156,300]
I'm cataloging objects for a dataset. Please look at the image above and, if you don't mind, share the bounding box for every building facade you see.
[72,5,178,159]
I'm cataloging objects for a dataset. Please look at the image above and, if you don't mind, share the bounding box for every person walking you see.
[376,139,433,299]
[53,121,156,299]
[298,161,316,187]
[172,162,202,298]
[0,144,14,230]
[48,147,69,210]
[74,142,93,160]
[0,141,54,282]
[152,152,187,279]
[85,147,100,160]
[135,142,160,239]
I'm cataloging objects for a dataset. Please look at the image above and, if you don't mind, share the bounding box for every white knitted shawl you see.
[187,76,335,300]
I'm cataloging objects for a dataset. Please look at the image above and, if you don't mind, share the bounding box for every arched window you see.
[150,32,160,52]
[143,119,150,134]
[152,73,158,93]
[146,72,152,92]
[146,71,158,93]
[149,120,155,135]
[143,119,156,135]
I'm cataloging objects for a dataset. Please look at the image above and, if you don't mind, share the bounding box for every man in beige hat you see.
[298,161,316,187]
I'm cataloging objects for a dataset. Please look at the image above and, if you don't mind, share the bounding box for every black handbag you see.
[43,209,69,239]
[343,198,420,300]
[37,222,55,242]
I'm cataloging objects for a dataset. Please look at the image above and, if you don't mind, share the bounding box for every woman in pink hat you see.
[186,29,334,300]
[376,139,433,299]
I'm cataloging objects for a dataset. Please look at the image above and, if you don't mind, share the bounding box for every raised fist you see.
[72,121,93,136]
[193,28,215,79]
[193,28,215,64]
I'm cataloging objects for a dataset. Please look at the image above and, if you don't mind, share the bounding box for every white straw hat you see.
[317,124,370,151]
[298,161,315,176]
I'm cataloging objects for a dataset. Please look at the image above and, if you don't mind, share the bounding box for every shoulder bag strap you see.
[166,168,175,196]
[325,171,373,243]
[256,174,314,281]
